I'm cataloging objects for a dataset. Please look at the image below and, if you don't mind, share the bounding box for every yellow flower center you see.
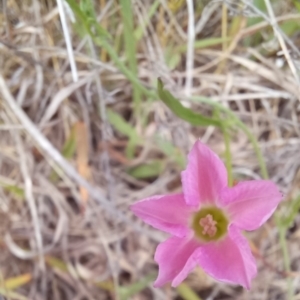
[192,206,229,242]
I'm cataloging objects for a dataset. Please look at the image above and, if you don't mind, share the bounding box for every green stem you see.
[222,126,233,186]
[276,215,293,300]
[190,96,268,179]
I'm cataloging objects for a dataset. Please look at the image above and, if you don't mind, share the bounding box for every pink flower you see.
[130,141,283,289]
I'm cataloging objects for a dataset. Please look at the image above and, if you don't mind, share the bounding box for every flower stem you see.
[276,215,293,300]
[176,283,203,300]
[222,126,233,187]
[190,96,268,179]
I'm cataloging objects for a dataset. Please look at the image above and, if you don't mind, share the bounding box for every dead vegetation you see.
[0,0,300,299]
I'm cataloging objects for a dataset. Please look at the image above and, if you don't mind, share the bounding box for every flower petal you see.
[154,236,200,287]
[130,194,194,237]
[181,141,228,206]
[221,180,283,231]
[196,225,257,289]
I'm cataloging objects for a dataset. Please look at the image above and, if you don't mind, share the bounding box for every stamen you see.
[199,214,217,237]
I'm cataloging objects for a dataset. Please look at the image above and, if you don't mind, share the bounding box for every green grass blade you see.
[157,79,222,128]
[134,0,160,41]
[275,213,293,300]
[67,0,110,38]
[127,160,165,179]
[120,0,141,115]
[107,109,140,142]
[107,109,141,158]
[177,37,231,53]
[222,126,233,186]
[65,0,97,36]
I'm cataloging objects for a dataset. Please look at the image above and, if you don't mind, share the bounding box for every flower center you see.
[199,214,217,237]
[191,206,228,242]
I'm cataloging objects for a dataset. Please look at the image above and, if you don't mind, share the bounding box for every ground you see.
[0,0,300,299]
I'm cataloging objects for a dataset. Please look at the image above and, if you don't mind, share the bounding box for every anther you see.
[199,214,217,237]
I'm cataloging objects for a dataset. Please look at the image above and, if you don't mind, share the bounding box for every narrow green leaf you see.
[79,0,96,20]
[177,37,231,53]
[157,79,222,127]
[107,109,140,142]
[66,0,110,38]
[275,212,293,300]
[134,0,160,41]
[65,0,94,35]
[125,137,136,159]
[222,127,233,187]
[107,109,141,159]
[127,160,164,179]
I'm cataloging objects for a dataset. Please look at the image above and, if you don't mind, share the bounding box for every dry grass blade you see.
[264,0,300,87]
[185,0,195,97]
[39,76,93,125]
[0,75,160,242]
[14,133,45,272]
[56,0,78,82]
